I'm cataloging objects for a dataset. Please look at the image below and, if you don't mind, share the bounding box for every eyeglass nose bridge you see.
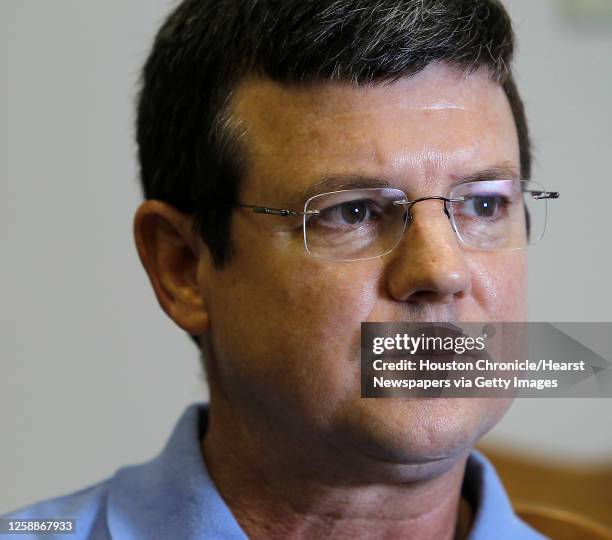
[393,195,465,221]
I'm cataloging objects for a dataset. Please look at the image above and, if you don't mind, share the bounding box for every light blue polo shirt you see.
[3,403,547,539]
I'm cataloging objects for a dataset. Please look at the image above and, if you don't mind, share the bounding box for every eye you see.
[461,195,506,219]
[314,199,381,227]
[339,201,370,223]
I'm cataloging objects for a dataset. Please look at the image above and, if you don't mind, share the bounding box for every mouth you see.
[360,321,502,398]
[408,323,469,356]
[365,322,481,359]
[361,322,492,378]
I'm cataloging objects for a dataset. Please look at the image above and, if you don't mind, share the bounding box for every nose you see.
[385,200,472,305]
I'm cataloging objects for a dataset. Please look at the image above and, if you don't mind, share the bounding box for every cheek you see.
[470,252,527,321]
[301,265,380,318]
[278,261,383,359]
[208,253,383,385]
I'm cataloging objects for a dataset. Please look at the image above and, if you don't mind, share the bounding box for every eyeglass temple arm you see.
[234,204,320,217]
[524,190,560,200]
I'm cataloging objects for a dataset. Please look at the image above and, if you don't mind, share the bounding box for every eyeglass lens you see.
[303,181,548,261]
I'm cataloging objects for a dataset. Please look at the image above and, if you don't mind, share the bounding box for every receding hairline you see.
[214,62,515,179]
[223,62,502,120]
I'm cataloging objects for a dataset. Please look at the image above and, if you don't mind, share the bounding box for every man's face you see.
[200,63,526,473]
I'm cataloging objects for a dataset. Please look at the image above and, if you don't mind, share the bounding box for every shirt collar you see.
[106,403,544,540]
[464,449,546,539]
[107,403,248,539]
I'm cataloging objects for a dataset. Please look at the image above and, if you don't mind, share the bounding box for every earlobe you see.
[133,200,211,336]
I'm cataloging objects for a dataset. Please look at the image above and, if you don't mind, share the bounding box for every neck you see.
[202,398,473,540]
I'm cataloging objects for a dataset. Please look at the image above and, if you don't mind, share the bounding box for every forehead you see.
[228,63,519,201]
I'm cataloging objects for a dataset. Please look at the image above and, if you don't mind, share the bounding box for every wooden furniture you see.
[517,505,612,539]
[478,444,612,538]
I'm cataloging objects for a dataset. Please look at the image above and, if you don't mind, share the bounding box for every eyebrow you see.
[290,163,520,207]
[292,175,393,207]
[450,163,520,184]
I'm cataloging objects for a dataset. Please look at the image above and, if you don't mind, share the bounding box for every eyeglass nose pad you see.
[443,203,450,219]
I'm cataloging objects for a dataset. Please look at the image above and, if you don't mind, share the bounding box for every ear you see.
[133,200,211,336]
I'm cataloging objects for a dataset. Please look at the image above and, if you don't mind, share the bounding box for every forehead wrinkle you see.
[335,107,480,171]
[377,141,480,189]
[420,147,452,185]
[228,75,500,171]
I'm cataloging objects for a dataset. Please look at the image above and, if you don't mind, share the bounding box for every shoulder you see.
[0,404,220,540]
[2,479,112,540]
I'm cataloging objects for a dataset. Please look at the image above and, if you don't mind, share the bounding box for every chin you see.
[337,396,508,474]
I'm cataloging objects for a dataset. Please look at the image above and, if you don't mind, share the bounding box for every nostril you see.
[405,289,459,305]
